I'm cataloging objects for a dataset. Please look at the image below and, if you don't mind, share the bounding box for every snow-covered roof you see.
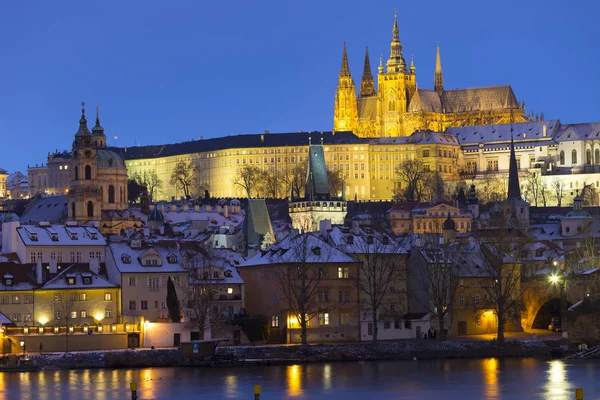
[17,224,106,246]
[448,120,560,146]
[189,259,244,285]
[241,233,357,267]
[42,264,118,290]
[20,195,68,223]
[326,225,407,255]
[107,242,188,274]
[0,312,12,325]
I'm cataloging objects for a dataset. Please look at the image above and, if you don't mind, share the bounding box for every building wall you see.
[0,172,7,199]
[120,272,188,323]
[3,332,130,353]
[0,287,120,328]
[238,263,361,344]
[16,242,106,264]
[28,166,47,197]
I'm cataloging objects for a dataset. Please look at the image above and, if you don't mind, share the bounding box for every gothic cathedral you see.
[333,15,530,138]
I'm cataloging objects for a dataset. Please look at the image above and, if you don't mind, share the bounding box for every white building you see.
[1,221,106,264]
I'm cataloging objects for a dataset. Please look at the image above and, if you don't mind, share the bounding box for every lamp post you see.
[549,269,567,330]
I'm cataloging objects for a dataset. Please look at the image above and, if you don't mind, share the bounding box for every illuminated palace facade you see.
[333,15,529,138]
[121,130,461,201]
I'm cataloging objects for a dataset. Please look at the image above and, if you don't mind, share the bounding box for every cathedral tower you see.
[359,47,375,97]
[333,43,358,133]
[377,13,416,137]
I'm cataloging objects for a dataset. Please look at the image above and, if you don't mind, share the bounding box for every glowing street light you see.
[549,274,560,284]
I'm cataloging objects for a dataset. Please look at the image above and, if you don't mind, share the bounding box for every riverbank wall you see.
[16,340,553,370]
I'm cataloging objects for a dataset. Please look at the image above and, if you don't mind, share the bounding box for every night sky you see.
[0,0,598,173]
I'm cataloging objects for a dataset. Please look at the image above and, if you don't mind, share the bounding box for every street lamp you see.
[549,270,567,331]
[20,340,25,354]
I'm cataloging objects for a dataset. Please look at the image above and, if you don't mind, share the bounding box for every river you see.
[0,358,598,399]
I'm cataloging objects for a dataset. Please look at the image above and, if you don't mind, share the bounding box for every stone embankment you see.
[19,339,553,370]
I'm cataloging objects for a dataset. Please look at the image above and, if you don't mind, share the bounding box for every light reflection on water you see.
[0,358,596,399]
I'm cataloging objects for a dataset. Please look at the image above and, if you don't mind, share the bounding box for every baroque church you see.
[333,14,530,138]
[69,103,140,234]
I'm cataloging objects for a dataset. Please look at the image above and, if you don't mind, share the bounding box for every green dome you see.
[97,149,125,169]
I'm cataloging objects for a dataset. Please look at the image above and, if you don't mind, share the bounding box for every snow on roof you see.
[42,264,118,290]
[107,242,188,274]
[0,312,12,325]
[17,224,106,246]
[19,195,68,223]
[327,225,407,255]
[241,233,357,267]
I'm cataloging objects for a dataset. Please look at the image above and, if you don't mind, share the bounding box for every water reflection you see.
[286,364,303,397]
[544,360,571,399]
[323,363,332,391]
[225,374,238,398]
[482,358,499,399]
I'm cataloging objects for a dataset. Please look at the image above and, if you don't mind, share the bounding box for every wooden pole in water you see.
[254,384,262,400]
[576,388,584,400]
[130,382,138,400]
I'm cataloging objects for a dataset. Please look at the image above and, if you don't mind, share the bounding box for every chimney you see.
[194,205,200,212]
[1,221,20,254]
[49,259,58,275]
[319,219,332,239]
[143,228,150,237]
[89,258,100,275]
[261,134,265,143]
[183,205,189,212]
[36,259,43,284]
[542,124,547,137]
[352,220,361,235]
[171,205,177,212]
[224,205,229,218]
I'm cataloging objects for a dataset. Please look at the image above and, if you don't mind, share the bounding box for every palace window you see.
[271,316,279,327]
[318,312,330,326]
[85,165,91,180]
[108,185,115,203]
[572,150,578,164]
[338,267,349,279]
[560,150,565,165]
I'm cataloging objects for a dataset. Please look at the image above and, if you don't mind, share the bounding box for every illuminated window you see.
[271,316,279,327]
[104,293,112,301]
[338,267,349,279]
[318,312,330,326]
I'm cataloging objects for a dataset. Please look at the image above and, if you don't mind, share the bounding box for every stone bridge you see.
[522,274,589,330]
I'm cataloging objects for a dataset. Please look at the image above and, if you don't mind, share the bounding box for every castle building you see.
[333,14,528,138]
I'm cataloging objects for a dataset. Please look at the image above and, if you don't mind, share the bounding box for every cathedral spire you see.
[359,46,375,97]
[434,42,444,94]
[507,124,522,201]
[340,42,351,76]
[386,11,406,73]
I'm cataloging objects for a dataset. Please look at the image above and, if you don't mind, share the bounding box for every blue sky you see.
[0,0,599,173]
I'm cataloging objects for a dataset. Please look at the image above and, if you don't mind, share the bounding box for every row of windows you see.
[252,267,350,281]
[30,251,102,263]
[127,276,182,287]
[52,309,112,320]
[52,293,113,302]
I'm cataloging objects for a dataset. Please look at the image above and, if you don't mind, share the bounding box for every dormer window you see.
[50,233,58,241]
[167,254,177,263]
[4,274,13,286]
[121,254,131,264]
[312,247,321,256]
[144,259,159,266]
[28,232,38,241]
[224,270,233,278]
[67,275,76,285]
[83,277,92,285]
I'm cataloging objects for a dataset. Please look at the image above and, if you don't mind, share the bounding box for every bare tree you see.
[327,169,344,198]
[425,171,445,201]
[580,182,597,206]
[524,172,541,206]
[471,223,537,344]
[170,161,195,199]
[353,232,405,342]
[53,290,76,353]
[412,234,465,340]
[272,234,334,345]
[551,178,566,207]
[134,170,163,200]
[185,254,218,340]
[263,169,281,199]
[286,163,307,200]
[393,159,431,202]
[233,164,263,198]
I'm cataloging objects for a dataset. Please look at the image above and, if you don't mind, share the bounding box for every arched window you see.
[74,166,78,180]
[559,151,565,165]
[595,149,600,165]
[85,165,91,180]
[71,202,76,218]
[572,150,578,164]
[108,185,115,203]
[586,149,592,165]
[388,101,395,112]
[87,201,94,218]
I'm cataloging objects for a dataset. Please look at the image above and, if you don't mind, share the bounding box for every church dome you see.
[148,207,164,223]
[97,149,125,169]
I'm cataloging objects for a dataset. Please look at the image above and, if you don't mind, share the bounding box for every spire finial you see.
[340,42,350,76]
[434,42,444,94]
[410,55,415,73]
[360,46,375,97]
[308,136,312,146]
[96,105,99,120]
[81,101,86,115]
[378,54,384,74]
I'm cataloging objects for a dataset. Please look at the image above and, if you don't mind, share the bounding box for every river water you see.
[0,358,598,399]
